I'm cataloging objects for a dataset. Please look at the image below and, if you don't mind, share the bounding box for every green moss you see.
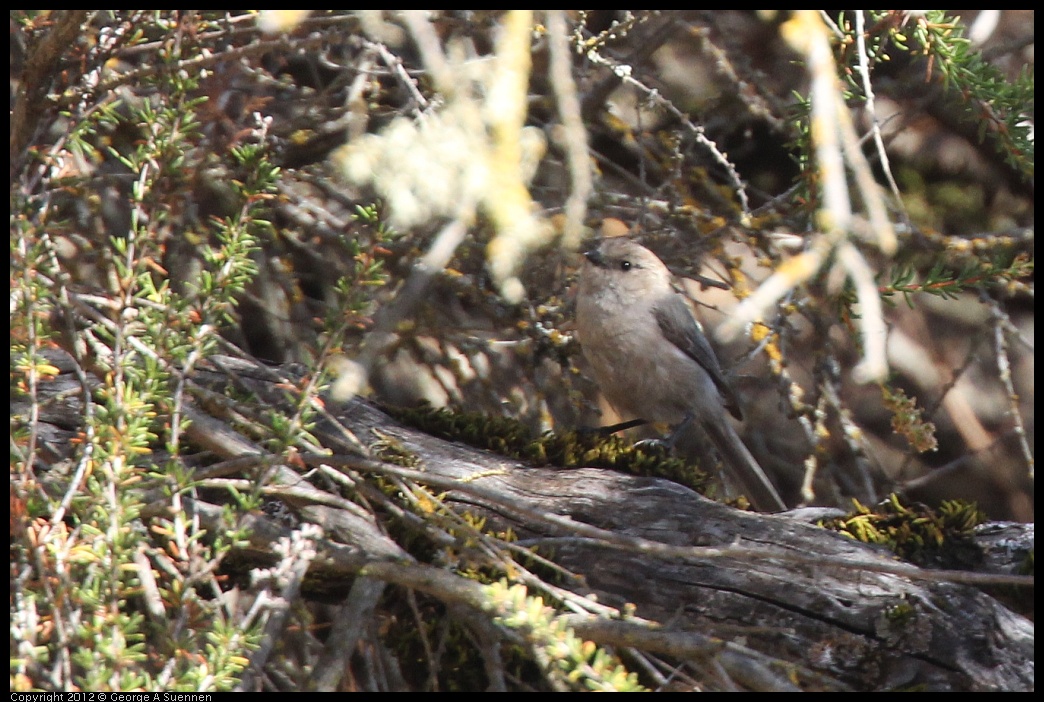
[386,405,714,496]
[883,600,916,624]
[370,428,423,468]
[819,494,987,569]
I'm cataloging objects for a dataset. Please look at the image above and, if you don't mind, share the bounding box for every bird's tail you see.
[701,416,786,512]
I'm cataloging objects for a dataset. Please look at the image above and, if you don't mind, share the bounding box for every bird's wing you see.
[652,293,743,420]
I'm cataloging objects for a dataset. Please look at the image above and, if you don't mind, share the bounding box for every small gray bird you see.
[575,237,786,512]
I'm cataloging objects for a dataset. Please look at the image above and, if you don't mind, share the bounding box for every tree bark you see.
[21,349,1034,691]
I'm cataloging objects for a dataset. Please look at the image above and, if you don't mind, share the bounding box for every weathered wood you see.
[19,350,1034,691]
[316,395,1034,691]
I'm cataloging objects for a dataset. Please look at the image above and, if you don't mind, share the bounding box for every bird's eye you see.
[619,260,632,272]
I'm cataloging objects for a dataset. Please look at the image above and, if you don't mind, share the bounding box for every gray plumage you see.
[575,237,785,511]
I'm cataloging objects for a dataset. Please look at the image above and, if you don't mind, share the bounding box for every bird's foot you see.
[632,437,672,454]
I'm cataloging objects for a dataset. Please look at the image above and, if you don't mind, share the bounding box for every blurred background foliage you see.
[10,10,1033,692]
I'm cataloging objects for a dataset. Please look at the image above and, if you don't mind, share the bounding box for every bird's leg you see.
[633,413,695,451]
[578,418,649,437]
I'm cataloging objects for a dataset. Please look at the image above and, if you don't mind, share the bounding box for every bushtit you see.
[575,237,786,512]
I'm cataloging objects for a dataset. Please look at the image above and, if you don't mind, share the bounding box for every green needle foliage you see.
[11,12,280,692]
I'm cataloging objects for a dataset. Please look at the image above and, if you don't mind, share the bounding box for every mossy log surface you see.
[22,350,1034,692]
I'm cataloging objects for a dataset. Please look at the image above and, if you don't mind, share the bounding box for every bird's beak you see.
[584,248,606,267]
